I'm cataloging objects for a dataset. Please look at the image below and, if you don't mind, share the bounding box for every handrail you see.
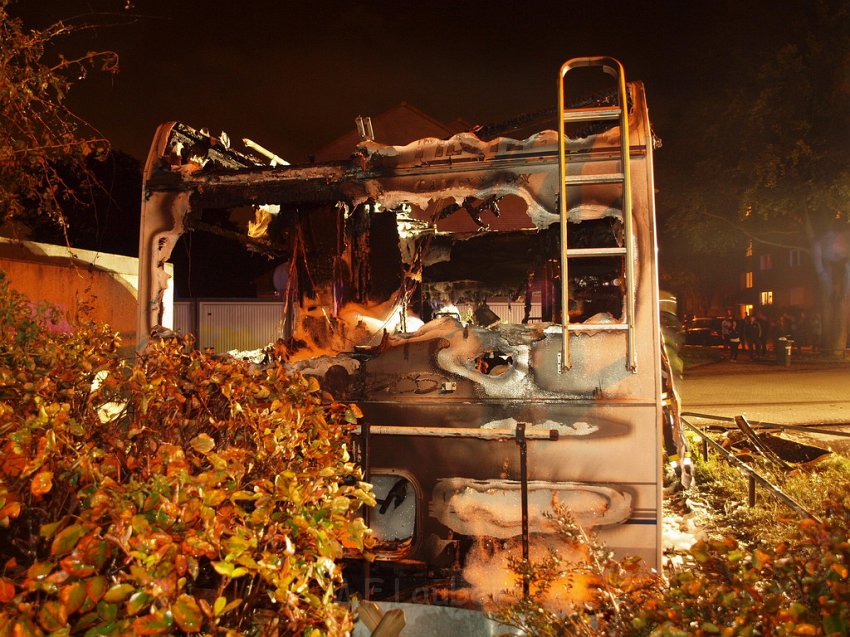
[681,414,820,521]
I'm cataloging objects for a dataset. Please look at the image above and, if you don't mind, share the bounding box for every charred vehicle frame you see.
[137,58,683,608]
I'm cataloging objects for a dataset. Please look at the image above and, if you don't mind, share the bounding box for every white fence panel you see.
[173,300,286,352]
[173,301,193,336]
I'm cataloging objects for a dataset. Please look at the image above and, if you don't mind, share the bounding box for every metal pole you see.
[516,423,530,598]
[362,422,371,601]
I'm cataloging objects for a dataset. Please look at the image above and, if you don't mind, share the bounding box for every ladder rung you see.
[565,173,624,185]
[562,106,622,123]
[566,247,626,257]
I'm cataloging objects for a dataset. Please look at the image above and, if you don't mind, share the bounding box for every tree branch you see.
[699,209,810,254]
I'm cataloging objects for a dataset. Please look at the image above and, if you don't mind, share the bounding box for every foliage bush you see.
[691,432,850,546]
[0,273,373,636]
[496,483,850,636]
[492,505,663,637]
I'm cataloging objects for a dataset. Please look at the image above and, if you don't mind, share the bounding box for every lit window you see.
[745,272,753,289]
[743,304,754,316]
[789,249,802,267]
[745,239,753,257]
[759,254,773,270]
[760,290,774,305]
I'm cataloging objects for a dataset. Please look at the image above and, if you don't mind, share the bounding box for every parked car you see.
[685,317,724,346]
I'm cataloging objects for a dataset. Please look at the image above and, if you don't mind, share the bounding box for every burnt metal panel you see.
[137,70,666,611]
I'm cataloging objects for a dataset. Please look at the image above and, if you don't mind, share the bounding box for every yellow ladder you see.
[557,56,636,372]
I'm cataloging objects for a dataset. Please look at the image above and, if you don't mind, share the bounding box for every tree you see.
[662,0,850,356]
[0,0,118,242]
[24,150,143,257]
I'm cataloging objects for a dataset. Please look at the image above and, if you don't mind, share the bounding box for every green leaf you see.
[82,621,118,637]
[213,596,241,617]
[126,591,153,616]
[172,595,203,633]
[131,514,152,535]
[40,519,66,540]
[38,600,68,632]
[103,584,134,603]
[72,611,100,634]
[51,524,86,556]
[212,561,234,577]
[27,561,55,580]
[96,601,117,623]
[85,576,107,604]
[343,404,364,424]
[823,615,847,635]
[60,581,87,615]
[132,611,173,635]
[84,540,111,570]
[189,434,215,454]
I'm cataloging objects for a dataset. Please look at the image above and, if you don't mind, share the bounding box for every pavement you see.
[677,346,850,451]
[683,346,850,377]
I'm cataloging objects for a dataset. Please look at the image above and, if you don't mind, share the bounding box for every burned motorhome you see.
[138,58,674,607]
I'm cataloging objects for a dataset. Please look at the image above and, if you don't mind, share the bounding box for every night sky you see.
[10,0,815,297]
[18,0,806,164]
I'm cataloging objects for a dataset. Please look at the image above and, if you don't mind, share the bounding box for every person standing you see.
[740,313,751,355]
[728,318,741,361]
[746,314,762,360]
[756,311,769,359]
[721,310,740,361]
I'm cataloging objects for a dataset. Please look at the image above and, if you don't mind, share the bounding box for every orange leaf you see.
[12,616,40,636]
[0,577,15,603]
[0,500,22,521]
[30,470,53,496]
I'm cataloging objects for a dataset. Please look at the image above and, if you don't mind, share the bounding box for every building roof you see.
[312,102,469,161]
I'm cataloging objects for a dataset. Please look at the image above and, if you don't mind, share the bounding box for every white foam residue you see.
[481,417,598,436]
[288,353,360,377]
[583,312,617,324]
[568,203,623,222]
[430,478,631,539]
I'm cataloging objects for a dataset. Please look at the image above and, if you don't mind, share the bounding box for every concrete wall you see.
[0,238,173,352]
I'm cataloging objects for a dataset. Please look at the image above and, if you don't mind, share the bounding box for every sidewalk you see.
[681,346,850,377]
